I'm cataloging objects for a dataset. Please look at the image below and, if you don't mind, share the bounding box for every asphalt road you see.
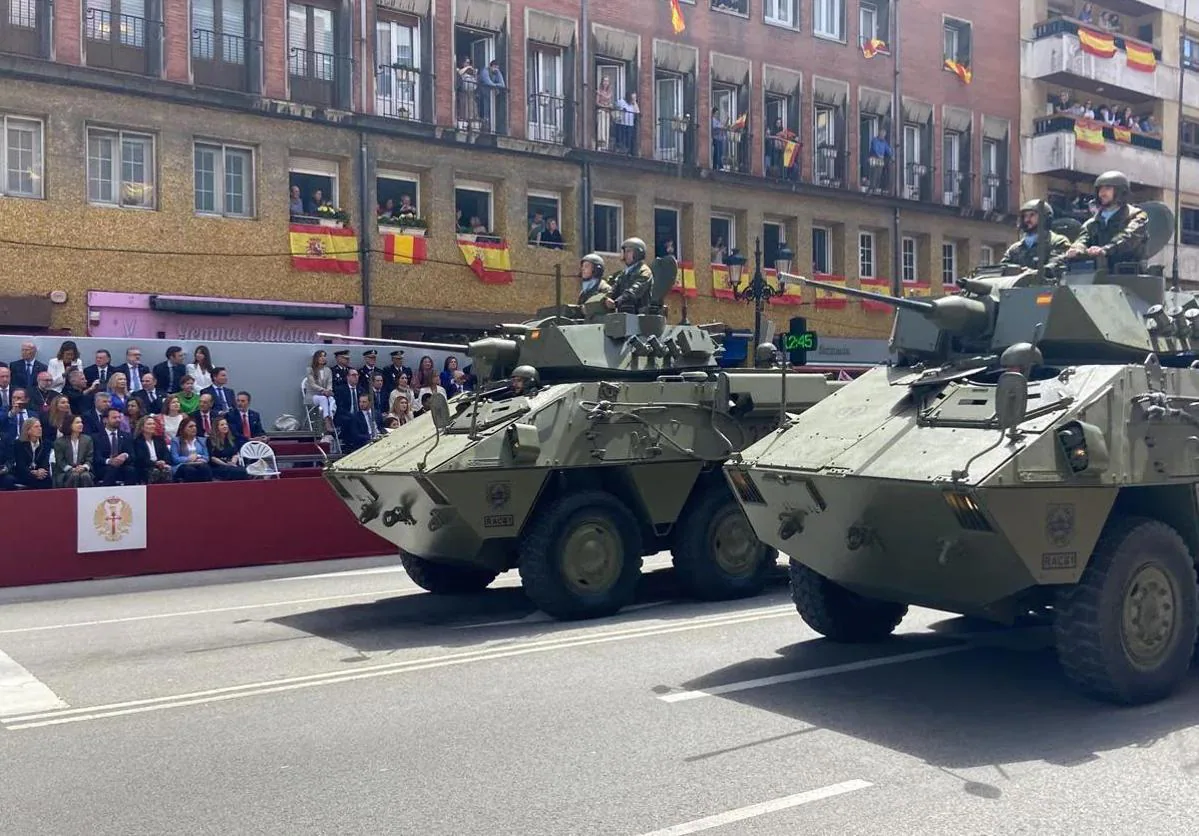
[2,554,1199,835]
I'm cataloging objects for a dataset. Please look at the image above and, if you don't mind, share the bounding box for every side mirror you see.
[429,393,451,429]
[506,422,540,464]
[995,371,1028,432]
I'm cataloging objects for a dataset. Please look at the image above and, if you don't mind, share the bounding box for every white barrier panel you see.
[76,486,148,553]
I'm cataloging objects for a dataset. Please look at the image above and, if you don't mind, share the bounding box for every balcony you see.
[765,135,800,181]
[714,128,750,174]
[1025,19,1174,103]
[455,76,506,136]
[84,8,161,75]
[1025,116,1170,187]
[192,29,260,92]
[288,46,346,109]
[528,92,571,146]
[595,105,638,156]
[375,64,426,122]
[0,0,50,58]
[903,162,934,203]
[654,117,693,165]
[942,169,970,208]
[979,175,1010,215]
[858,154,891,195]
[813,146,844,189]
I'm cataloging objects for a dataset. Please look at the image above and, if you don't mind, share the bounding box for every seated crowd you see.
[1,340,269,491]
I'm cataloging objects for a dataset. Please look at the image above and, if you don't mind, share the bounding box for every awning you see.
[983,115,1010,140]
[592,23,638,61]
[456,0,506,30]
[527,9,575,47]
[943,105,972,133]
[149,296,354,321]
[859,86,891,116]
[812,76,848,107]
[710,52,750,85]
[653,39,697,74]
[762,64,802,96]
[377,0,430,18]
[902,97,932,124]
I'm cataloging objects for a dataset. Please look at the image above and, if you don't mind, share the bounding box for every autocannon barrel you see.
[795,276,991,336]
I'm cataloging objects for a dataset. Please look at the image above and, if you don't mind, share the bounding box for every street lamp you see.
[725,237,794,365]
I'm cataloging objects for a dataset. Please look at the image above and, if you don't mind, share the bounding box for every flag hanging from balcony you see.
[711,264,739,300]
[382,231,428,265]
[288,223,359,274]
[813,275,848,310]
[456,234,513,284]
[943,59,972,84]
[782,140,801,169]
[1113,126,1133,144]
[766,269,803,306]
[1078,27,1117,58]
[1125,41,1156,72]
[1074,119,1106,151]
[671,261,697,297]
[859,279,895,311]
[730,113,747,131]
[670,0,685,34]
[862,38,887,59]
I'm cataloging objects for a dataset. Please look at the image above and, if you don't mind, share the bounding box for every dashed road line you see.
[635,780,873,835]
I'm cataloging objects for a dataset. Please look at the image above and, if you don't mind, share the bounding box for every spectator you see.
[440,357,468,397]
[132,416,172,484]
[344,392,382,452]
[187,345,215,392]
[53,415,95,488]
[0,429,14,490]
[389,371,415,411]
[134,372,166,415]
[389,393,414,426]
[305,349,335,442]
[84,392,112,436]
[41,395,72,445]
[94,407,136,487]
[107,372,130,413]
[207,417,248,481]
[154,345,188,394]
[0,365,10,412]
[204,367,236,415]
[14,418,51,488]
[170,417,213,482]
[160,396,185,441]
[84,349,115,388]
[539,219,564,249]
[192,393,218,438]
[124,397,145,434]
[333,368,362,420]
[62,368,95,415]
[5,388,35,440]
[176,375,201,414]
[230,391,267,444]
[289,185,304,216]
[117,347,149,393]
[367,373,390,415]
[28,371,60,413]
[414,355,438,389]
[47,339,83,390]
[10,340,47,390]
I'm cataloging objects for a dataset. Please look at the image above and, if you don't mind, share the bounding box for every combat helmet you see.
[580,252,606,273]
[511,364,540,391]
[1018,199,1053,230]
[1094,170,1131,202]
[620,237,648,261]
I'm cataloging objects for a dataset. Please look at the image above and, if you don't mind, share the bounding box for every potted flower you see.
[379,210,428,237]
[315,204,350,227]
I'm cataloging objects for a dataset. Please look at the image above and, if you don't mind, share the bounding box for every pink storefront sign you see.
[87,292,365,344]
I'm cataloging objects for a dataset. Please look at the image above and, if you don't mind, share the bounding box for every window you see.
[1,115,43,198]
[942,131,962,205]
[8,0,36,28]
[1185,36,1199,70]
[814,104,836,183]
[375,170,419,218]
[859,2,878,45]
[859,232,875,279]
[193,142,254,217]
[455,182,494,235]
[943,17,971,65]
[764,0,794,27]
[593,200,623,254]
[654,206,681,258]
[814,0,843,40]
[1181,208,1199,245]
[655,72,685,162]
[902,122,921,200]
[901,236,916,282]
[289,156,337,215]
[710,214,735,263]
[528,44,566,143]
[288,2,335,81]
[812,226,830,274]
[85,0,147,48]
[376,18,421,120]
[763,221,785,268]
[941,242,957,285]
[981,139,1000,210]
[980,245,995,266]
[87,127,155,208]
[527,191,562,245]
[1183,121,1199,159]
[192,0,247,63]
[712,0,748,17]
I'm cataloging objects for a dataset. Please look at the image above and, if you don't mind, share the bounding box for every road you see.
[2,554,1198,835]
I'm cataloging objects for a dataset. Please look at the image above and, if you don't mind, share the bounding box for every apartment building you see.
[0,0,1020,343]
[1020,0,1199,279]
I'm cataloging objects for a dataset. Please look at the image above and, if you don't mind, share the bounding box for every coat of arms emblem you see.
[1045,503,1075,548]
[93,495,134,543]
[306,237,326,257]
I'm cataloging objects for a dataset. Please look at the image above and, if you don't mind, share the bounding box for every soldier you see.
[359,349,379,382]
[509,365,539,396]
[381,350,413,392]
[330,349,352,388]
[1061,170,1149,271]
[604,237,654,314]
[578,253,612,305]
[1001,200,1070,270]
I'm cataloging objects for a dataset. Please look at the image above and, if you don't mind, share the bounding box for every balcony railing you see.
[84,9,161,74]
[714,129,750,174]
[942,169,970,207]
[376,64,424,121]
[814,146,843,189]
[1032,17,1162,62]
[192,29,258,91]
[289,46,343,107]
[764,135,800,180]
[654,117,692,164]
[859,154,890,194]
[455,76,506,135]
[528,92,569,145]
[595,105,638,155]
[0,0,48,58]
[903,162,933,202]
[1034,115,1164,151]
[980,175,1009,214]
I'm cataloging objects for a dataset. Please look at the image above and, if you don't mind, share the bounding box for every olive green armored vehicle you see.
[726,198,1199,705]
[324,258,843,620]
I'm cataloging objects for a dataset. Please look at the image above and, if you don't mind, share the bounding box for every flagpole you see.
[1171,0,1189,292]
[890,0,903,298]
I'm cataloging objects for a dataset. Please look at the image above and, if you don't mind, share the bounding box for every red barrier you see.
[0,478,394,588]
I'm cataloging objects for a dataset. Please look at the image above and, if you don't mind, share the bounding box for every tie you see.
[130,370,140,392]
[218,389,227,411]
[26,362,33,380]
[203,413,210,434]
[99,368,107,383]
[242,412,250,438]
[110,431,117,456]
[16,413,23,433]
[0,388,7,408]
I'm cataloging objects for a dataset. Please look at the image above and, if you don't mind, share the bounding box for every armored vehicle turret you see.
[727,201,1199,705]
[324,257,845,620]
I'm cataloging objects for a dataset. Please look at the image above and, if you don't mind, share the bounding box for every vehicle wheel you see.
[790,561,908,642]
[1054,516,1198,705]
[518,490,644,621]
[672,483,777,601]
[399,551,499,595]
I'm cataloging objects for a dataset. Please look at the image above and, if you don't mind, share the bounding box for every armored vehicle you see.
[725,201,1199,705]
[324,258,843,620]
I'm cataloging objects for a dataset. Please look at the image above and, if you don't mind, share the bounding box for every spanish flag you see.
[670,0,685,34]
[943,58,972,84]
[812,274,848,310]
[1126,41,1156,72]
[782,139,801,169]
[288,223,359,273]
[862,38,886,59]
[671,260,697,297]
[1078,27,1117,58]
[1074,119,1106,151]
[858,279,895,312]
[730,113,747,131]
[456,234,512,284]
[382,231,427,265]
[764,269,802,306]
[711,264,740,300]
[1113,126,1133,144]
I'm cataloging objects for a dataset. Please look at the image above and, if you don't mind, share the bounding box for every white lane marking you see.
[455,602,665,629]
[0,649,68,717]
[635,780,873,835]
[659,644,974,703]
[269,566,406,581]
[1,607,793,730]
[0,591,397,635]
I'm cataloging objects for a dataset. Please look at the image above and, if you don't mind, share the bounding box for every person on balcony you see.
[596,76,614,150]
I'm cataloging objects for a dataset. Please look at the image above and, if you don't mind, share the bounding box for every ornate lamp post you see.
[725,237,794,365]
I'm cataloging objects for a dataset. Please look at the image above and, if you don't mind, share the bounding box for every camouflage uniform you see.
[1064,170,1150,270]
[577,252,613,305]
[1001,232,1071,270]
[607,237,654,313]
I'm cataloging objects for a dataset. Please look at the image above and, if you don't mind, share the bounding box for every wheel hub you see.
[1121,563,1179,669]
[561,519,622,594]
[711,510,761,577]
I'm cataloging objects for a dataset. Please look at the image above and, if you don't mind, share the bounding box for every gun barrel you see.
[315,333,470,353]
[785,275,936,314]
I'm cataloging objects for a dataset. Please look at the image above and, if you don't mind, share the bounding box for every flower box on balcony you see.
[379,224,427,237]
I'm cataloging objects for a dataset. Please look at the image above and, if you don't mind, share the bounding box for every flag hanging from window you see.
[1078,27,1117,58]
[862,38,887,59]
[1113,126,1133,144]
[782,140,801,170]
[1074,119,1106,151]
[730,113,747,131]
[456,234,513,284]
[288,223,359,273]
[670,0,685,35]
[943,58,972,84]
[382,231,428,265]
[1125,41,1156,72]
[671,260,697,297]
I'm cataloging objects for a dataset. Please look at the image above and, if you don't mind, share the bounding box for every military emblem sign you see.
[486,481,511,509]
[77,485,148,553]
[1045,503,1075,548]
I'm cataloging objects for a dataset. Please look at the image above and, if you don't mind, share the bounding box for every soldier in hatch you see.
[604,237,654,314]
[1060,170,1149,271]
[508,365,539,396]
[1001,200,1071,270]
[578,253,612,305]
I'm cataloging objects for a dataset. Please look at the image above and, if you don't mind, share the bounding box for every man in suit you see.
[132,372,166,415]
[10,341,47,390]
[116,347,150,394]
[202,367,236,416]
[83,392,113,436]
[230,391,267,444]
[93,408,136,486]
[84,349,115,388]
[191,393,218,438]
[331,350,353,388]
[368,372,389,415]
[0,365,11,414]
[381,350,413,392]
[343,392,383,452]
[3,389,35,440]
[0,429,15,490]
[27,371,60,413]
[61,369,97,415]
[153,345,187,394]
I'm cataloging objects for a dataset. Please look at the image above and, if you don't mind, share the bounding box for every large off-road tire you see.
[790,561,908,642]
[672,483,778,601]
[518,490,644,621]
[399,551,499,595]
[1054,516,1198,705]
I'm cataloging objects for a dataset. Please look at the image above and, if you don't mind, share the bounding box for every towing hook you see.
[778,509,806,541]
